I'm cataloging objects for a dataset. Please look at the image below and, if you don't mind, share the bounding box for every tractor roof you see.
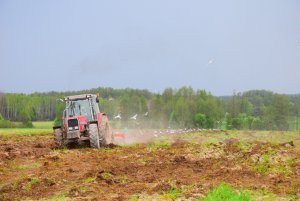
[65,94,96,101]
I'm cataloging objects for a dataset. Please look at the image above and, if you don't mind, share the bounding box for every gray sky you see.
[0,0,299,95]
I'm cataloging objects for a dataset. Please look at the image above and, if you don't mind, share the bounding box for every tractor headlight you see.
[74,126,79,130]
[68,127,73,131]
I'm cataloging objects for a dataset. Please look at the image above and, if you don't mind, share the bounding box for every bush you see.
[231,118,242,129]
[53,118,62,127]
[194,113,214,129]
[251,117,264,130]
[0,119,14,128]
[22,121,33,128]
[199,183,252,201]
[194,113,207,128]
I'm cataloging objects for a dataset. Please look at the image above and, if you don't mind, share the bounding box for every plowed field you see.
[0,130,300,200]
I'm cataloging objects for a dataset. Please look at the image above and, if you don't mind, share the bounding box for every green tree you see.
[53,100,65,127]
[20,107,33,128]
[270,94,290,130]
[292,96,300,130]
[194,113,206,128]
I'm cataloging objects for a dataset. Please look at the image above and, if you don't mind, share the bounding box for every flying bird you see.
[207,58,215,66]
[114,114,121,119]
[130,114,138,120]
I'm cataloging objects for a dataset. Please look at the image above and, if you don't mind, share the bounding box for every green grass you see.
[14,162,42,170]
[79,186,89,193]
[163,187,182,200]
[24,177,40,192]
[0,121,53,136]
[129,195,139,201]
[32,121,53,129]
[41,193,67,201]
[253,150,296,176]
[84,177,96,183]
[198,183,252,201]
[147,142,170,151]
[173,130,300,146]
[0,128,52,136]
[100,171,113,180]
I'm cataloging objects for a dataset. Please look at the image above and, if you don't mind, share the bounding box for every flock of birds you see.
[113,112,148,120]
[151,128,222,137]
[112,112,222,139]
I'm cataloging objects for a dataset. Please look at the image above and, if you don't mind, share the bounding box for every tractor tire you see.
[54,128,64,148]
[99,115,114,146]
[89,123,100,148]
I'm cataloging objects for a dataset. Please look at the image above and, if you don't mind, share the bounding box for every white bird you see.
[207,58,215,66]
[114,114,121,119]
[144,112,148,116]
[130,114,138,120]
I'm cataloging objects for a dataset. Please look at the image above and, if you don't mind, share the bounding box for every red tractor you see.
[53,94,114,148]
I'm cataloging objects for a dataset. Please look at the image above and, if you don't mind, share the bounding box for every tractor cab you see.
[64,94,100,121]
[63,94,100,133]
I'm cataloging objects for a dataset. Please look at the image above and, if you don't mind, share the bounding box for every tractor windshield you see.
[67,98,99,121]
[67,100,91,119]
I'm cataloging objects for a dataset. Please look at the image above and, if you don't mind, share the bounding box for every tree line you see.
[0,87,299,130]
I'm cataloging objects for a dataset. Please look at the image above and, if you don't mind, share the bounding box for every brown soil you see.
[0,133,299,201]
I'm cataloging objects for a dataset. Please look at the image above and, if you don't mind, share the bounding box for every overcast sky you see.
[0,0,299,95]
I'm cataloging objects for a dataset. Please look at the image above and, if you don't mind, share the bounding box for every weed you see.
[116,175,129,184]
[198,183,252,201]
[24,177,39,192]
[162,187,182,200]
[129,194,139,201]
[12,181,19,190]
[136,158,147,165]
[147,142,170,151]
[52,147,69,154]
[256,164,269,174]
[84,176,96,183]
[79,186,89,193]
[122,144,143,149]
[244,189,275,201]
[253,149,296,175]
[15,162,41,170]
[235,142,251,152]
[41,193,67,201]
[100,171,113,180]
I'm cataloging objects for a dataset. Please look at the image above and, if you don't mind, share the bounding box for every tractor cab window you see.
[67,100,92,120]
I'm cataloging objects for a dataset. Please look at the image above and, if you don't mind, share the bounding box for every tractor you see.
[53,94,114,148]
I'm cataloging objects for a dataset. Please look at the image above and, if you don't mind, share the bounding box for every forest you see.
[0,87,299,130]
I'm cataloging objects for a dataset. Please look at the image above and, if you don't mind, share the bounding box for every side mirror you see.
[96,97,99,103]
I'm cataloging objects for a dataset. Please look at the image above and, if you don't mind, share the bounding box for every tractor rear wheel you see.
[54,128,64,148]
[98,115,114,146]
[89,123,100,148]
